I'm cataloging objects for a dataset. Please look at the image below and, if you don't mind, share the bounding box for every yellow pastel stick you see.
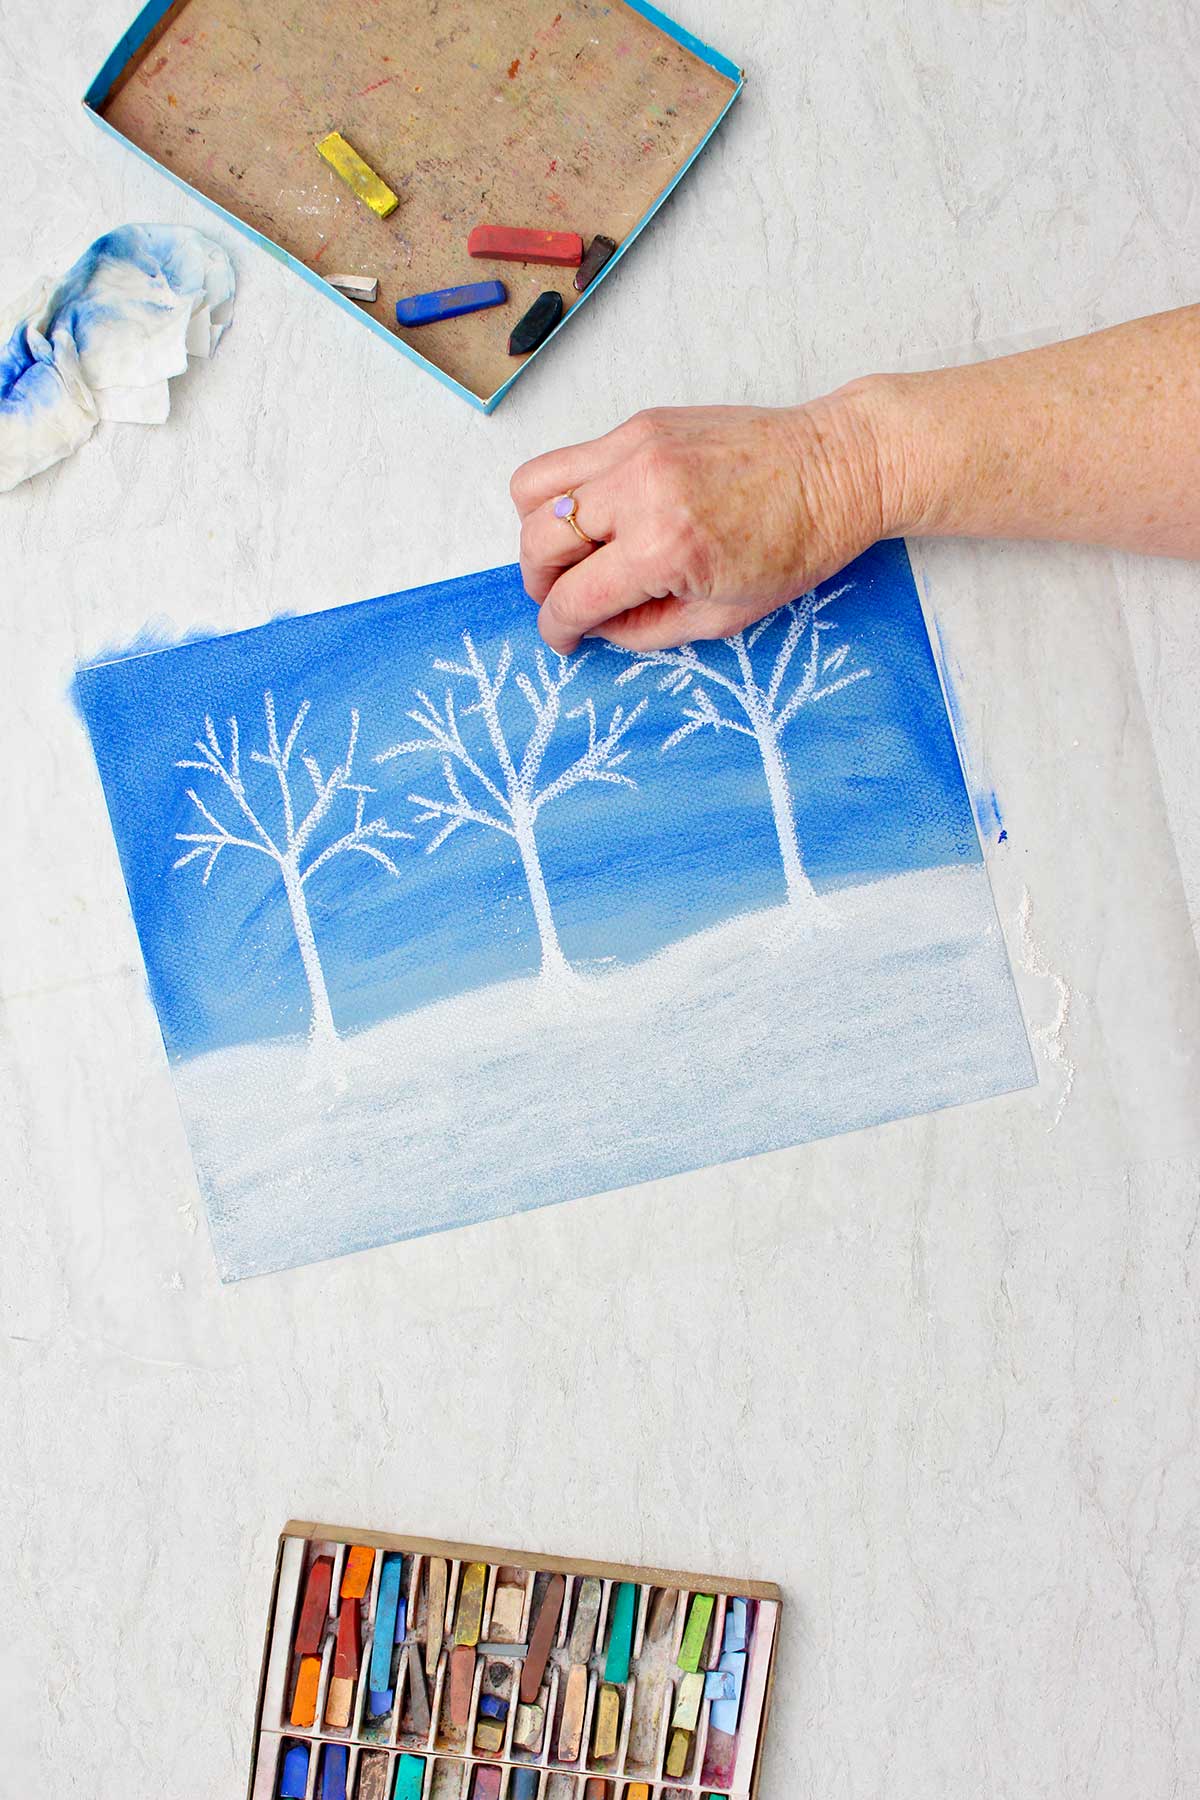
[455,1562,487,1645]
[316,131,398,218]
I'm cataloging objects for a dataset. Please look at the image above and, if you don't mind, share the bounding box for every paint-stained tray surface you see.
[90,0,741,406]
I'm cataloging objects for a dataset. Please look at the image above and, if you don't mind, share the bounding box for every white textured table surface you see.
[3,4,1199,1797]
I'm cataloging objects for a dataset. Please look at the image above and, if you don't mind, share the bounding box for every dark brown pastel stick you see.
[519,1573,565,1704]
[295,1556,334,1656]
[449,1644,476,1727]
[357,1751,391,1800]
[574,235,618,292]
[647,1587,677,1643]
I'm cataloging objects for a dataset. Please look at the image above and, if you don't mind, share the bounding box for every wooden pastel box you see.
[84,0,744,411]
[250,1522,782,1799]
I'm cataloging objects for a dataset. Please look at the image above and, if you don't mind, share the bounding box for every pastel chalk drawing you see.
[74,545,1035,1280]
[610,586,867,915]
[173,695,410,1073]
[376,636,646,983]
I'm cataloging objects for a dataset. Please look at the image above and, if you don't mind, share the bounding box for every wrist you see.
[827,371,956,539]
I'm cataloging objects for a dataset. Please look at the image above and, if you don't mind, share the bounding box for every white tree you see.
[376,634,646,981]
[173,692,411,1054]
[611,587,870,912]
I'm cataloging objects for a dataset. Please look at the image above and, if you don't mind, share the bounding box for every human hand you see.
[511,389,897,652]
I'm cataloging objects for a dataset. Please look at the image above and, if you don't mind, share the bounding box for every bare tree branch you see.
[378,635,642,854]
[609,582,868,747]
[661,686,756,751]
[175,694,407,891]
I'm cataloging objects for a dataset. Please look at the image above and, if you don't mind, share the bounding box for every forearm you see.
[856,305,1200,558]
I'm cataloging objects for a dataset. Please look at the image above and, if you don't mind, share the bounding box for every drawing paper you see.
[75,544,1034,1279]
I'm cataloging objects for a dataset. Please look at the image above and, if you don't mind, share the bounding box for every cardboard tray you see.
[249,1520,783,1797]
[84,0,744,411]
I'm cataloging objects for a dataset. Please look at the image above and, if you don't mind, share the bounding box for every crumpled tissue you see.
[0,224,235,493]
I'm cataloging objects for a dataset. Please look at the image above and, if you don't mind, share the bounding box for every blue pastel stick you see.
[371,1556,404,1692]
[509,1771,539,1800]
[723,1597,748,1653]
[705,1669,736,1701]
[395,280,507,326]
[478,1693,508,1719]
[393,1756,426,1800]
[369,1688,394,1715]
[321,1743,349,1800]
[394,1597,407,1643]
[709,1650,746,1735]
[279,1742,309,1798]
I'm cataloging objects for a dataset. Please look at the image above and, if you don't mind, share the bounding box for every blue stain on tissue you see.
[0,222,234,492]
[49,226,197,354]
[0,317,60,414]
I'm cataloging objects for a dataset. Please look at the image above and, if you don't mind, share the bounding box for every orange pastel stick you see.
[290,1654,321,1728]
[341,1546,375,1600]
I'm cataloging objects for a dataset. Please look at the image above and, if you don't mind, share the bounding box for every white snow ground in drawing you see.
[173,862,1034,1280]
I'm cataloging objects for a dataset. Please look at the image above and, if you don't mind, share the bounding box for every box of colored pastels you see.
[83,0,743,411]
[249,1522,782,1800]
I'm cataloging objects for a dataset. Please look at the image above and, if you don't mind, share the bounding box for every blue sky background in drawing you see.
[75,541,982,1059]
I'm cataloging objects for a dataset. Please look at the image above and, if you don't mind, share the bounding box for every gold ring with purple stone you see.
[553,491,600,548]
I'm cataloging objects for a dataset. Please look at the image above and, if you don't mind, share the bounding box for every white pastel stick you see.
[327,273,379,302]
[730,1600,779,1793]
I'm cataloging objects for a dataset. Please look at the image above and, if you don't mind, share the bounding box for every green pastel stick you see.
[677,1594,715,1672]
[392,1754,425,1800]
[604,1582,637,1684]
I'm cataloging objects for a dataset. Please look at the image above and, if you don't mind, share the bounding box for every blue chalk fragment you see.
[723,1597,748,1653]
[705,1669,736,1701]
[279,1742,309,1798]
[394,1596,407,1644]
[371,1556,404,1693]
[509,1771,540,1800]
[709,1650,746,1735]
[321,1743,349,1800]
[395,280,507,326]
[368,1688,394,1715]
[478,1693,509,1719]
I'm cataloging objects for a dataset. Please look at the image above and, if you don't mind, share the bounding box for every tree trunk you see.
[755,721,819,909]
[281,862,339,1045]
[511,813,572,979]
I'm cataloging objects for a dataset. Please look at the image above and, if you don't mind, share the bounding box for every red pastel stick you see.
[449,1645,476,1727]
[295,1557,334,1657]
[334,1598,361,1680]
[468,225,583,266]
